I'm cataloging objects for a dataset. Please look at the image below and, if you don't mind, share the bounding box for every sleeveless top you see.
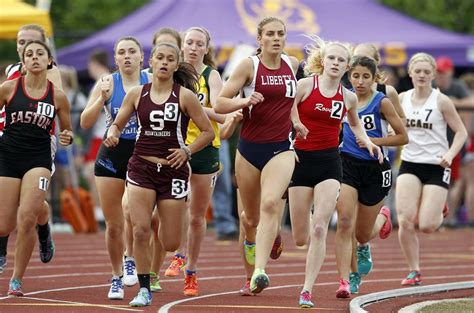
[401,88,448,164]
[104,71,149,140]
[340,91,388,160]
[1,76,56,154]
[295,75,346,151]
[186,65,220,148]
[241,55,296,143]
[134,83,190,158]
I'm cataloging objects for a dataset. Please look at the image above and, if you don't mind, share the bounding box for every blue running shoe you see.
[299,290,314,308]
[123,256,138,286]
[108,276,124,300]
[250,268,269,294]
[8,278,23,297]
[129,288,152,307]
[357,244,373,276]
[349,272,361,294]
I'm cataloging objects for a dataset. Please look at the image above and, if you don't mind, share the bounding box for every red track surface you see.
[0,228,472,312]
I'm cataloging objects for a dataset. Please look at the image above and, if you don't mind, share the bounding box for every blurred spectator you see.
[434,56,474,227]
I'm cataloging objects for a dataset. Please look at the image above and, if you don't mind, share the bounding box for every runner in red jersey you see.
[289,36,381,308]
[216,17,299,295]
[104,42,214,307]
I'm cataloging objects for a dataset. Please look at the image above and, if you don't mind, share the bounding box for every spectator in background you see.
[458,73,474,226]
[435,56,474,227]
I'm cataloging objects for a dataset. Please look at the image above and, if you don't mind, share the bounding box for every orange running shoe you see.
[270,233,283,260]
[184,272,198,296]
[165,255,186,277]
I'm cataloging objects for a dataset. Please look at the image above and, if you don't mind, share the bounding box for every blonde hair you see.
[183,27,216,68]
[353,43,385,83]
[408,52,436,73]
[304,35,352,76]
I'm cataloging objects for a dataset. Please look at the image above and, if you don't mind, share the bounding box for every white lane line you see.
[157,274,474,313]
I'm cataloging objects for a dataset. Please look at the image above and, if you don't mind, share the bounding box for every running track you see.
[0,228,472,312]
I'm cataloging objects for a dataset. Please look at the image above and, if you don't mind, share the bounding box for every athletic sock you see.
[37,222,50,241]
[0,235,9,256]
[137,274,151,293]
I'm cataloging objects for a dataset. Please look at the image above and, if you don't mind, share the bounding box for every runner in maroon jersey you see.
[0,40,73,296]
[216,17,300,294]
[104,42,214,307]
[0,24,63,275]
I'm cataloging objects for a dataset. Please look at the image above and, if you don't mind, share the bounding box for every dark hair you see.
[153,27,182,49]
[114,36,143,55]
[21,40,52,64]
[349,56,377,78]
[88,49,110,68]
[18,24,46,42]
[256,17,286,55]
[150,42,199,94]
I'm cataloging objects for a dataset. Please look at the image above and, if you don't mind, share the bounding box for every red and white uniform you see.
[295,75,346,151]
[241,55,296,143]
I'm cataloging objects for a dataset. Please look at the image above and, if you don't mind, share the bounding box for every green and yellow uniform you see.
[186,65,220,174]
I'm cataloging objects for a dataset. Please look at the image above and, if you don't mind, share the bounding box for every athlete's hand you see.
[365,140,383,164]
[239,92,264,108]
[103,125,120,148]
[99,76,111,102]
[167,148,188,169]
[294,122,309,140]
[440,152,454,168]
[59,129,74,146]
[231,109,243,123]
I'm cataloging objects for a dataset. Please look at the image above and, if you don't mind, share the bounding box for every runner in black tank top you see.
[0,40,73,297]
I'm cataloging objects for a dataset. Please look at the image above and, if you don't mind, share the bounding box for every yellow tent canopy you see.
[0,0,53,39]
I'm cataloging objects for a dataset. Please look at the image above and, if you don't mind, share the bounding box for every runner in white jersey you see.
[396,53,467,287]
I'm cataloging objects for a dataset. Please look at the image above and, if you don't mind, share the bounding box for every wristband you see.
[182,145,192,160]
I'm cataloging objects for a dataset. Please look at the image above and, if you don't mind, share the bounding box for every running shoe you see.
[8,278,23,297]
[184,272,198,296]
[270,233,283,260]
[299,290,314,308]
[0,255,6,274]
[165,255,186,277]
[129,287,152,307]
[335,278,350,299]
[379,206,393,239]
[244,240,256,265]
[239,279,256,296]
[37,224,55,263]
[357,244,373,276]
[150,272,162,292]
[349,272,361,294]
[123,256,138,286]
[401,271,422,286]
[108,276,124,300]
[250,268,269,294]
[443,204,449,218]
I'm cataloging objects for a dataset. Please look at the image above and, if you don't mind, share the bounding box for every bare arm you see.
[439,93,468,168]
[47,65,63,90]
[291,77,312,140]
[386,85,405,120]
[54,88,74,146]
[370,98,408,147]
[289,55,300,75]
[0,80,15,110]
[80,75,113,129]
[167,87,215,169]
[219,109,242,140]
[103,86,141,148]
[203,69,226,124]
[215,58,263,113]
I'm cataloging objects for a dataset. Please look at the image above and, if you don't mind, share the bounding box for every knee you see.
[163,237,180,252]
[151,215,159,233]
[106,221,124,239]
[397,214,416,230]
[355,232,371,244]
[242,212,259,228]
[337,215,354,234]
[0,226,13,237]
[260,197,278,215]
[311,224,328,240]
[189,215,205,229]
[419,222,438,234]
[17,212,37,233]
[294,234,308,247]
[132,224,151,242]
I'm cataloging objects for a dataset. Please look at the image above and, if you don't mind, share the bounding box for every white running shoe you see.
[107,276,124,300]
[123,256,138,286]
[129,288,152,307]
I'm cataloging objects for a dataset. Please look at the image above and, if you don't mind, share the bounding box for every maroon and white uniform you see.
[241,55,296,143]
[126,83,190,200]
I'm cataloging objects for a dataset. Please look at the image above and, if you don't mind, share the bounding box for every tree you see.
[378,0,474,34]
